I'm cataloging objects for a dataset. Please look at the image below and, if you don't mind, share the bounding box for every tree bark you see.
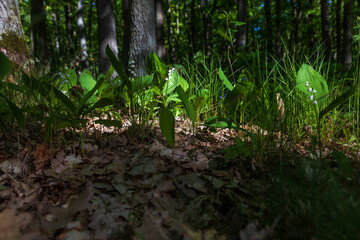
[97,0,118,74]
[77,0,89,70]
[155,0,165,60]
[321,0,332,60]
[343,0,353,69]
[336,0,342,62]
[123,0,157,77]
[200,0,210,56]
[30,0,48,62]
[235,0,247,50]
[190,0,196,54]
[0,0,30,66]
[65,0,74,58]
[275,0,282,58]
[166,0,174,62]
[264,0,272,54]
[306,0,315,53]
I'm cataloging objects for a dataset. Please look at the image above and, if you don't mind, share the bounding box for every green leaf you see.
[163,70,178,95]
[105,45,127,80]
[218,68,234,91]
[175,86,195,124]
[232,21,246,26]
[0,92,25,131]
[319,86,357,119]
[77,77,106,114]
[82,98,114,116]
[0,52,11,88]
[95,119,122,128]
[296,64,329,108]
[159,107,175,148]
[146,52,167,76]
[52,86,76,114]
[217,29,231,42]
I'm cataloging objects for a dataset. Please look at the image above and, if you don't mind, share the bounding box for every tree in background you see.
[264,0,273,55]
[235,0,247,51]
[0,0,30,67]
[275,0,282,58]
[155,0,166,60]
[77,0,89,70]
[321,0,332,60]
[343,0,353,70]
[97,0,118,74]
[30,0,48,63]
[123,0,157,77]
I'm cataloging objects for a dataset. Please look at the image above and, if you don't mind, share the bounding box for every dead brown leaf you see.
[33,143,51,171]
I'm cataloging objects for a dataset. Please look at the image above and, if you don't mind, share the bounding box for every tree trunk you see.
[155,0,166,60]
[30,0,48,62]
[65,0,74,58]
[336,0,342,62]
[123,0,157,77]
[0,0,30,66]
[200,0,210,56]
[166,0,174,62]
[343,0,353,69]
[235,0,247,50]
[87,0,94,54]
[306,0,315,54]
[97,0,118,74]
[190,0,196,54]
[321,0,332,60]
[77,0,89,70]
[275,0,282,58]
[264,0,272,54]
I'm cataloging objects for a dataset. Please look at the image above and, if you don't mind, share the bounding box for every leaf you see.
[77,77,106,114]
[95,119,122,128]
[217,29,231,42]
[232,21,246,26]
[0,92,25,131]
[319,85,357,119]
[175,86,196,124]
[0,51,10,88]
[52,86,76,114]
[159,107,175,148]
[105,45,127,80]
[219,68,234,91]
[296,64,329,108]
[146,52,167,76]
[82,98,114,116]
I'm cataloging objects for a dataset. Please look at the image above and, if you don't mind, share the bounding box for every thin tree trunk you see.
[306,0,315,54]
[30,0,48,62]
[166,0,174,62]
[65,0,74,58]
[264,0,272,54]
[87,0,94,55]
[235,0,247,50]
[97,0,118,74]
[336,0,342,62]
[275,0,282,58]
[77,0,89,70]
[343,0,353,69]
[321,0,332,60]
[155,0,166,60]
[200,0,210,55]
[190,0,196,54]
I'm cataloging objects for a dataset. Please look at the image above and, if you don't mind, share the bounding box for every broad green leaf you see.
[95,119,122,128]
[82,98,114,116]
[163,70,178,95]
[296,64,329,108]
[232,21,246,26]
[319,85,357,119]
[77,77,106,114]
[159,107,175,148]
[178,76,189,92]
[0,92,25,131]
[146,52,167,76]
[105,45,127,81]
[175,86,195,124]
[0,52,10,88]
[52,86,76,114]
[224,81,254,114]
[219,68,234,91]
[217,29,231,42]
[79,70,97,94]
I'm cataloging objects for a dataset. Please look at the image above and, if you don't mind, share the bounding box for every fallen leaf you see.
[33,143,51,171]
[0,208,33,240]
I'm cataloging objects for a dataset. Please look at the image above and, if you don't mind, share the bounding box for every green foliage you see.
[159,107,175,148]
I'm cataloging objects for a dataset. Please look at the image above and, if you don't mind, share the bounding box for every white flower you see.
[313,100,318,104]
[313,89,317,93]
[308,88,312,92]
[309,95,314,101]
[165,77,168,81]
[305,82,309,87]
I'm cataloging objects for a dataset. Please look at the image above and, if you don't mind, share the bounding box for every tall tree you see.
[0,0,30,66]
[155,0,166,60]
[264,0,273,54]
[306,0,315,53]
[77,0,89,70]
[30,0,48,62]
[275,0,282,58]
[97,0,118,74]
[320,0,332,60]
[343,0,353,69]
[336,0,342,61]
[165,0,174,62]
[235,0,247,50]
[123,0,157,76]
[65,0,74,58]
[200,0,210,56]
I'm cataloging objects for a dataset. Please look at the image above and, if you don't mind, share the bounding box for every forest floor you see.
[0,119,359,240]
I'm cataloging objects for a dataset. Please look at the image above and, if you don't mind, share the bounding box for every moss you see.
[0,30,30,59]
